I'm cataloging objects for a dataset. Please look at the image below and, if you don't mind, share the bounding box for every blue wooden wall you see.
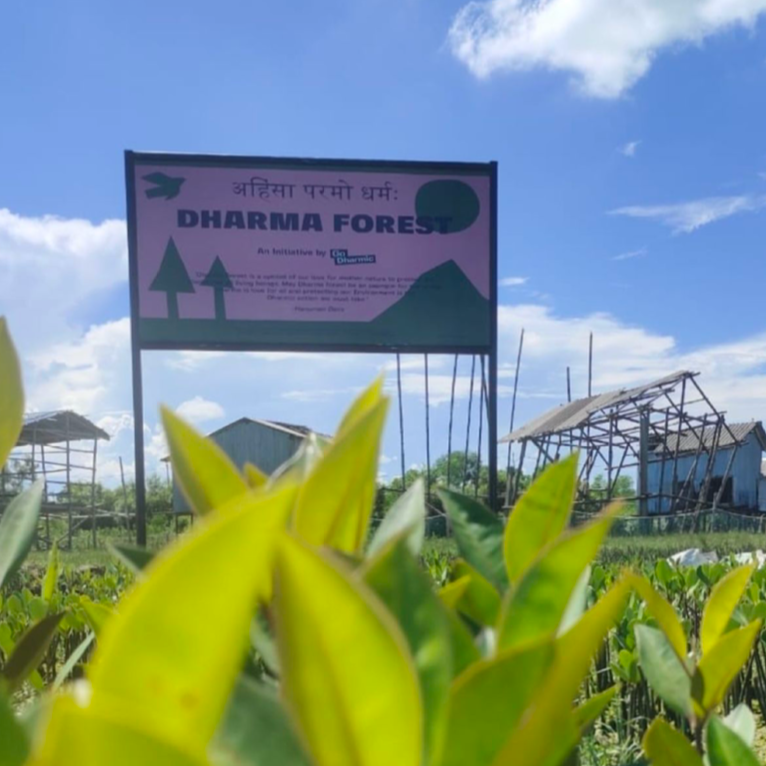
[646,435,762,513]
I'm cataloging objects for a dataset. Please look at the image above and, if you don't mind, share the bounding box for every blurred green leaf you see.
[707,716,761,766]
[629,573,687,661]
[503,454,577,584]
[642,719,702,766]
[0,689,29,766]
[492,579,631,766]
[0,481,43,590]
[558,565,591,636]
[87,483,296,753]
[52,633,94,691]
[161,405,248,516]
[42,544,59,604]
[211,676,310,766]
[573,686,618,734]
[694,620,761,715]
[337,376,384,437]
[635,625,692,718]
[367,479,426,559]
[30,693,208,766]
[250,611,280,677]
[273,535,422,766]
[109,543,155,574]
[497,510,615,651]
[293,382,388,554]
[441,640,553,766]
[443,609,480,676]
[438,576,469,609]
[242,462,267,489]
[27,596,46,622]
[438,488,507,593]
[722,704,756,748]
[363,536,452,765]
[701,564,755,655]
[80,597,114,636]
[0,317,24,470]
[2,613,62,693]
[451,560,502,627]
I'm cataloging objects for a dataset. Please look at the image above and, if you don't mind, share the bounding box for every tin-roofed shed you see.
[1,411,111,548]
[169,418,319,513]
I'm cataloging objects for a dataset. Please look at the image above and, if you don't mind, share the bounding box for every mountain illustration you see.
[140,258,490,350]
[368,260,490,345]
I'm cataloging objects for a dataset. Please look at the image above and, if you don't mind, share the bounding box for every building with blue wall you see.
[645,422,766,513]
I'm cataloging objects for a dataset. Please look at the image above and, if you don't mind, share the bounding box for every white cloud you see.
[448,0,766,98]
[611,195,766,233]
[500,276,528,287]
[0,209,126,351]
[280,387,362,403]
[27,318,131,415]
[620,140,641,158]
[612,247,647,261]
[497,303,766,430]
[176,396,225,424]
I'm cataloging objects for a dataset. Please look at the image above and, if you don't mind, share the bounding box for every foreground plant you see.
[1,313,762,766]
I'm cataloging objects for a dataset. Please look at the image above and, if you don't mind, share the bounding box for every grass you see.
[419,530,766,569]
[26,528,766,571]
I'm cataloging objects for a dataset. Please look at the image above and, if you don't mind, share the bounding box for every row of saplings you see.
[0,314,762,766]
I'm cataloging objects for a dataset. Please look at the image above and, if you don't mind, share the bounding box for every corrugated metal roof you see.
[500,371,692,443]
[17,411,110,446]
[656,421,766,455]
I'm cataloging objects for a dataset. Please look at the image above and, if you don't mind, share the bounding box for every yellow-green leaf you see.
[693,620,762,715]
[28,693,207,766]
[491,579,631,766]
[337,377,384,437]
[503,455,578,584]
[273,535,422,766]
[292,396,388,554]
[439,577,470,610]
[573,686,618,733]
[87,483,296,752]
[451,560,502,627]
[629,573,687,661]
[643,719,703,766]
[363,536,452,766]
[79,597,115,636]
[701,564,755,656]
[367,479,426,559]
[243,462,267,489]
[0,318,24,470]
[497,509,616,651]
[161,406,248,516]
[42,544,59,604]
[441,640,554,766]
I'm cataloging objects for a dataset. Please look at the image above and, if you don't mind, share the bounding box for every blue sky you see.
[2,0,766,486]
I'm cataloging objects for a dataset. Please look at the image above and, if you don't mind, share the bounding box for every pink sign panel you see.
[126,153,495,351]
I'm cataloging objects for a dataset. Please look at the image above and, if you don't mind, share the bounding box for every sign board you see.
[126,153,496,352]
